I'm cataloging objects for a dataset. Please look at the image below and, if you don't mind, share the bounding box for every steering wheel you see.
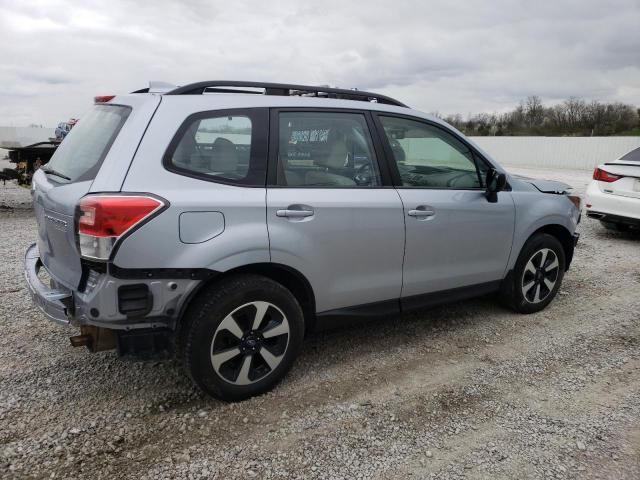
[389,138,406,163]
[221,172,245,180]
[354,162,373,186]
[446,171,476,188]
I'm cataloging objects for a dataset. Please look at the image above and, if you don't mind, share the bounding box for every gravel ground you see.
[1,167,638,480]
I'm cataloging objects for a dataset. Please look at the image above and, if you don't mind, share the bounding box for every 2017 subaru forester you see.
[25,81,581,401]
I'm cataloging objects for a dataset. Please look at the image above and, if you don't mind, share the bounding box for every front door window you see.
[379,116,487,189]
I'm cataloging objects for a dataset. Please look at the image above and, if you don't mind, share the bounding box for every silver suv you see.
[25,81,581,401]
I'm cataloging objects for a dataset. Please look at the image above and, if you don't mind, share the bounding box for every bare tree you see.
[524,96,544,127]
[563,97,587,130]
[442,96,637,136]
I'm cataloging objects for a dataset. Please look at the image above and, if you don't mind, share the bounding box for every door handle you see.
[408,207,435,218]
[276,209,314,218]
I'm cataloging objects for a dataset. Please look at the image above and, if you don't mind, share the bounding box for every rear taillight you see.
[94,95,115,103]
[77,195,165,260]
[593,167,622,183]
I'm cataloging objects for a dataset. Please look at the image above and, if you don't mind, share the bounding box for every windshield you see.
[47,104,131,181]
[620,146,640,162]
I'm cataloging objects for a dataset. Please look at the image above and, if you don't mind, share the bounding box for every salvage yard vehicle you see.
[5,141,60,185]
[25,81,581,401]
[54,118,78,141]
[585,146,640,231]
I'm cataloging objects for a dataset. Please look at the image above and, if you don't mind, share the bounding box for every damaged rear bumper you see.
[24,243,73,325]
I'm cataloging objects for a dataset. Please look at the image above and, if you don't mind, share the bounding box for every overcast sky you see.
[0,0,638,126]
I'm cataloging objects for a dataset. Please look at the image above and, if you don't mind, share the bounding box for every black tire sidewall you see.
[509,233,566,314]
[183,275,304,401]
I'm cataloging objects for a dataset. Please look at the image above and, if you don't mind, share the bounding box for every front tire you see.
[181,275,304,401]
[503,233,566,314]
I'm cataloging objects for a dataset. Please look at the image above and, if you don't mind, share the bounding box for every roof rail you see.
[163,81,408,107]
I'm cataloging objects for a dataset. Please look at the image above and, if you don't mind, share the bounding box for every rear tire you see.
[181,275,304,401]
[502,233,566,314]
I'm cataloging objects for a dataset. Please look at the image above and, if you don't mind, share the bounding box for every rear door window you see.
[46,105,131,182]
[276,111,382,187]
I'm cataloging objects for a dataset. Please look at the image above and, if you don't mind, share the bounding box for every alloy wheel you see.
[521,248,560,304]
[210,301,290,385]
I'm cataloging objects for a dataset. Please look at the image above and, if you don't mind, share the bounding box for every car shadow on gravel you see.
[593,225,640,242]
[47,294,505,414]
[305,293,502,347]
[287,294,507,384]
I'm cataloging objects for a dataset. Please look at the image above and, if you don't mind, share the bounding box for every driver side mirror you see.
[485,169,507,203]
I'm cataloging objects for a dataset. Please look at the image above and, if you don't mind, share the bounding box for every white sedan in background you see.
[585,146,640,231]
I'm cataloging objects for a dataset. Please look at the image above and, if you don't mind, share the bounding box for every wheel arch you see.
[177,263,317,334]
[529,224,575,270]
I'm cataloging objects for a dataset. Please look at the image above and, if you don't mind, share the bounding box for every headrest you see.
[316,130,349,169]
[211,137,238,172]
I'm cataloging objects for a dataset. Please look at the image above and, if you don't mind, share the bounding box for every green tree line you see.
[440,96,639,136]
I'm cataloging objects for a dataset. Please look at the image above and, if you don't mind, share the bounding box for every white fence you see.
[2,127,639,172]
[470,136,640,171]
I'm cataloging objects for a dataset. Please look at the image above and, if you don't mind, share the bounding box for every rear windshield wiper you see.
[41,167,71,181]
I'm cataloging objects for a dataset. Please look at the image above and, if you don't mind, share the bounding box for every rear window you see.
[169,115,251,181]
[164,109,268,186]
[47,105,131,182]
[620,146,640,162]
